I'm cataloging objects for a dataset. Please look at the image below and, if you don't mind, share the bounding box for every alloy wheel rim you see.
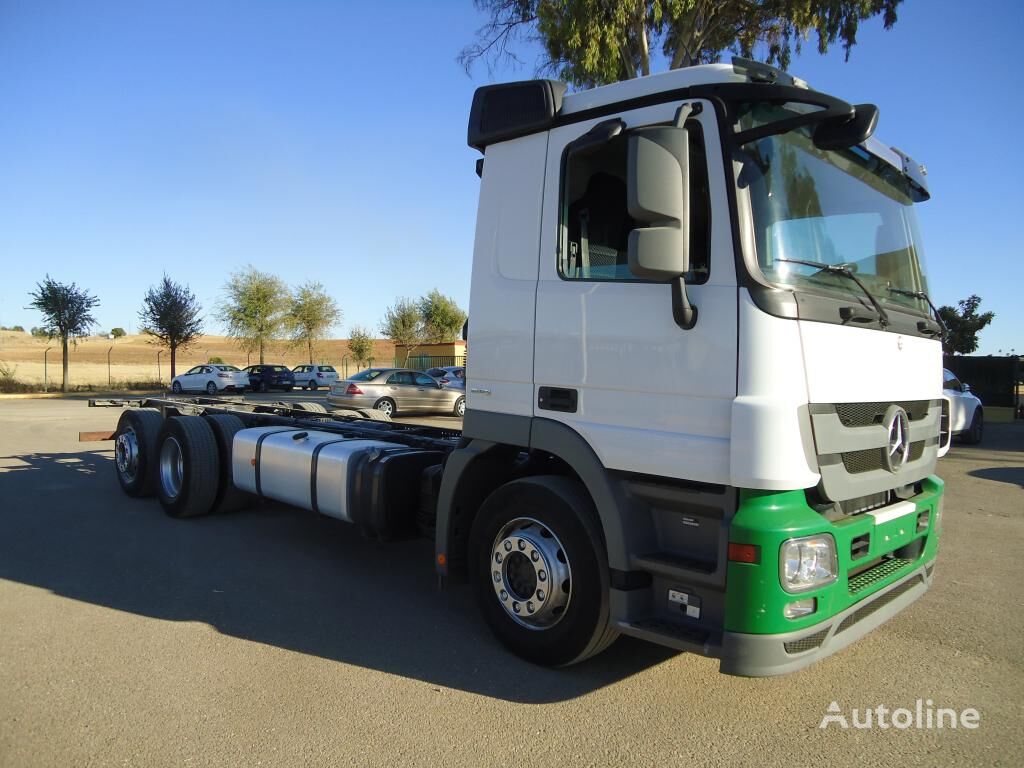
[490,517,572,630]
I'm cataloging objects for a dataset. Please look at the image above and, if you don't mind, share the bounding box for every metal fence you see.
[396,355,467,372]
[944,355,1020,408]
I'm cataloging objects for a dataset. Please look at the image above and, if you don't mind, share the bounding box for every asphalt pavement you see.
[0,397,1021,767]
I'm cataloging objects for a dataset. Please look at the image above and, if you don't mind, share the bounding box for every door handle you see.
[538,386,578,413]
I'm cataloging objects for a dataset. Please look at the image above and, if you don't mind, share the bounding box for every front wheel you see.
[453,396,466,418]
[171,381,182,394]
[258,381,268,393]
[469,476,617,666]
[206,381,217,395]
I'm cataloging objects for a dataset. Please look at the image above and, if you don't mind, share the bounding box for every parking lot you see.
[0,397,1021,767]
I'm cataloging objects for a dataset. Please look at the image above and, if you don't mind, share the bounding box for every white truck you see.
[106,58,950,676]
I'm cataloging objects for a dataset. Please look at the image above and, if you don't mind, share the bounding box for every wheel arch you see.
[435,414,635,579]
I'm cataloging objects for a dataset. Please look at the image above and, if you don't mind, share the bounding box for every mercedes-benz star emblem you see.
[883,405,911,473]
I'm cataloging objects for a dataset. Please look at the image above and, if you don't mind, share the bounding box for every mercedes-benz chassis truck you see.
[108,58,949,676]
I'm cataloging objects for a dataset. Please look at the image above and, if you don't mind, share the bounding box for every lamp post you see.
[157,350,163,384]
[43,346,53,393]
[107,345,113,388]
[341,355,349,378]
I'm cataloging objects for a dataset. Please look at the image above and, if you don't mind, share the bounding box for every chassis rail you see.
[89,395,463,452]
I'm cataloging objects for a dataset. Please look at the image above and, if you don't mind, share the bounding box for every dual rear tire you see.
[113,410,251,517]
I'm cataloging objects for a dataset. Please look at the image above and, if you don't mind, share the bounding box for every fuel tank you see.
[232,426,444,538]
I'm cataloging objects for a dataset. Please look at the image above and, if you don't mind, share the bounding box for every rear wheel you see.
[307,380,318,391]
[963,408,984,444]
[373,398,396,417]
[203,414,251,514]
[114,408,164,497]
[292,401,327,413]
[469,476,617,666]
[453,396,466,417]
[156,416,220,518]
[357,407,391,422]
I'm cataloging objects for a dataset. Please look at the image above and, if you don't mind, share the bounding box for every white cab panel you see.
[799,320,942,403]
[731,292,819,490]
[534,100,737,484]
[466,132,549,417]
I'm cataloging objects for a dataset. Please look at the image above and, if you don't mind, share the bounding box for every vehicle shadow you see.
[0,449,678,704]
[967,466,1024,488]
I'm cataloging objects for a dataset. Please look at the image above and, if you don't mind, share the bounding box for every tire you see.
[171,381,182,394]
[328,407,364,419]
[259,381,268,393]
[155,416,220,519]
[114,408,164,498]
[206,381,217,395]
[453,396,466,418]
[469,476,618,667]
[962,408,984,444]
[357,407,391,422]
[307,381,318,391]
[292,401,327,413]
[203,414,251,514]
[373,398,396,417]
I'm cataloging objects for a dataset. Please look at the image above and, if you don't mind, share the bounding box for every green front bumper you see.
[719,477,942,676]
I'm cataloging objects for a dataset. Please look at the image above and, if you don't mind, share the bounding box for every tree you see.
[30,327,48,338]
[216,267,290,364]
[347,325,375,369]
[27,276,100,392]
[111,327,127,338]
[138,275,204,378]
[286,281,342,364]
[938,295,995,356]
[461,0,902,88]
[419,289,468,344]
[380,298,425,365]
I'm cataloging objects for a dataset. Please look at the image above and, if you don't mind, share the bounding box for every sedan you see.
[170,364,249,395]
[943,368,983,444]
[328,368,465,417]
[292,364,340,391]
[244,364,296,393]
[425,366,466,391]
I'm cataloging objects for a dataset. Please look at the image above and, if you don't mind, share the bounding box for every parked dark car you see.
[243,364,296,392]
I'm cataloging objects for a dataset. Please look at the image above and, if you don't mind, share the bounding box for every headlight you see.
[780,535,837,593]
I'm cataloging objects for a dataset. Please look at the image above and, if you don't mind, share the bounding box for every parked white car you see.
[291,364,339,391]
[170,364,249,395]
[943,368,983,444]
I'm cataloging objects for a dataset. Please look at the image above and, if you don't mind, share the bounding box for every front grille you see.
[841,441,926,474]
[848,557,914,594]
[784,628,830,655]
[835,400,931,427]
[837,575,924,634]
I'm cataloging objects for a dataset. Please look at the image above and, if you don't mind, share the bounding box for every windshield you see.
[736,105,929,316]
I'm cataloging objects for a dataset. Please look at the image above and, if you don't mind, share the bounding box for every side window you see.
[414,373,435,386]
[388,372,414,385]
[186,366,201,375]
[559,121,710,283]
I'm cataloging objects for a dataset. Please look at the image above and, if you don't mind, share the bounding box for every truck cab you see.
[439,59,946,675]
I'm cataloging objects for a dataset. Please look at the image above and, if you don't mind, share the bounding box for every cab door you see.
[533,99,738,486]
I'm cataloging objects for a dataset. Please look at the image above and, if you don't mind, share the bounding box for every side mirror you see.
[962,383,971,393]
[627,103,698,329]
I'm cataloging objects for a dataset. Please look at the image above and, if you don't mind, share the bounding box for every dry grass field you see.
[0,330,396,387]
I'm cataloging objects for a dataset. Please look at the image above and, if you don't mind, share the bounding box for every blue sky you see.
[0,0,1020,355]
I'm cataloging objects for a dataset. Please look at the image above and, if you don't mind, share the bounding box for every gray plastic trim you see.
[720,561,933,676]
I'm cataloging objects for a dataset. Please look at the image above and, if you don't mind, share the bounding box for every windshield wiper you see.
[888,286,947,337]
[775,258,890,327]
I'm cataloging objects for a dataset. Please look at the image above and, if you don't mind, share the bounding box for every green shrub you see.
[111,327,127,338]
[208,356,225,364]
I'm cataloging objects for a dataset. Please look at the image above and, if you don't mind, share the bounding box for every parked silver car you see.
[327,368,465,417]
[425,366,466,391]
